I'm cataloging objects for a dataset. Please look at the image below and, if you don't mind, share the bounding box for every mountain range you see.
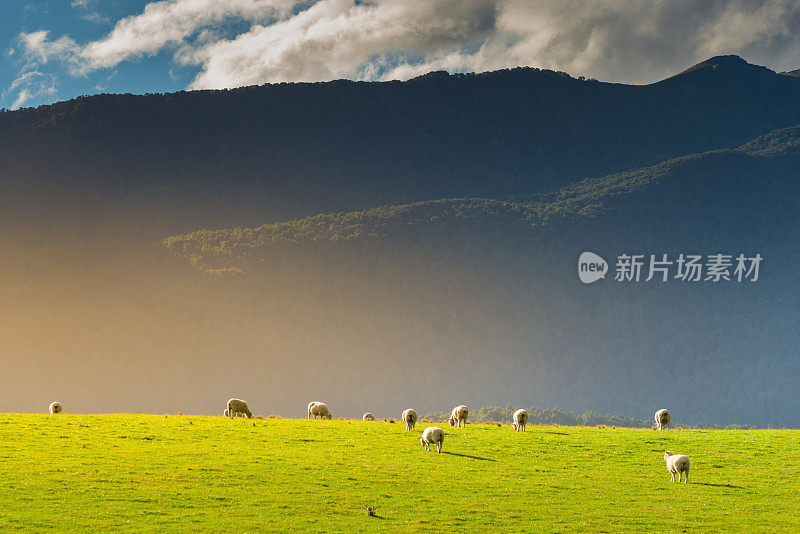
[0,55,798,426]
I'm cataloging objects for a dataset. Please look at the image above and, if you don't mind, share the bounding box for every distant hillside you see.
[2,55,800,238]
[2,58,799,427]
[164,124,800,273]
[155,125,800,426]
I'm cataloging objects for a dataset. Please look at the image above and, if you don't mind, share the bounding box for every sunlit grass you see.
[0,415,797,532]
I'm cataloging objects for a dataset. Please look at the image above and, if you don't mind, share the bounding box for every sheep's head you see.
[324,414,332,420]
[664,451,673,459]
[448,416,457,427]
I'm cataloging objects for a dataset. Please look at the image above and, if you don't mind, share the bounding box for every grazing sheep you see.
[362,413,375,421]
[308,401,332,420]
[223,409,229,417]
[49,402,62,415]
[420,427,444,453]
[512,409,528,432]
[655,409,671,431]
[402,409,417,431]
[226,398,252,419]
[448,405,468,427]
[664,451,690,483]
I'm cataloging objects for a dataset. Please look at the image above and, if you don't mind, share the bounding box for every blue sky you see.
[3,0,800,110]
[1,1,207,109]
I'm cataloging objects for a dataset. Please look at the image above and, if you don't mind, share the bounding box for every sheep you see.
[402,409,417,431]
[448,405,468,427]
[664,451,690,483]
[308,401,332,420]
[362,412,375,421]
[420,427,444,453]
[49,402,62,415]
[512,408,528,432]
[655,409,671,431]
[223,408,229,417]
[226,398,252,419]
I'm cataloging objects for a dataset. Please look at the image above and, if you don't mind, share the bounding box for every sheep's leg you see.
[436,442,442,453]
[670,472,675,482]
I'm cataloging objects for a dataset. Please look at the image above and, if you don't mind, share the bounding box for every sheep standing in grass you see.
[512,409,528,432]
[448,405,468,427]
[655,409,671,431]
[226,398,252,419]
[49,402,62,415]
[664,451,690,483]
[402,409,417,431]
[308,401,332,420]
[363,413,375,421]
[420,427,444,453]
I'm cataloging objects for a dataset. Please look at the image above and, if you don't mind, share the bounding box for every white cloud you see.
[3,71,58,109]
[16,31,80,66]
[77,0,297,72]
[183,0,498,88]
[8,0,800,107]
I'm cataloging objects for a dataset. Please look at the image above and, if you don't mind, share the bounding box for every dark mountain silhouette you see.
[1,55,799,239]
[0,57,798,426]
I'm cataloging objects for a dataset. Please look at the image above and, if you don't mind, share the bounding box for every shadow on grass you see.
[442,451,496,462]
[693,482,743,489]
[543,431,569,436]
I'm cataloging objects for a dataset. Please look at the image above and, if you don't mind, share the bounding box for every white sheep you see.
[512,408,528,431]
[402,409,417,431]
[223,409,229,417]
[420,427,444,453]
[226,398,252,419]
[655,409,671,431]
[308,401,332,420]
[49,402,62,415]
[448,405,468,427]
[362,413,375,421]
[664,451,690,483]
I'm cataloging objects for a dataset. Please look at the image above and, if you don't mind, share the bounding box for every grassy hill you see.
[0,415,797,532]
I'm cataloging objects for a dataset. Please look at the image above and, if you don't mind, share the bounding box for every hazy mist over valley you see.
[1,55,799,426]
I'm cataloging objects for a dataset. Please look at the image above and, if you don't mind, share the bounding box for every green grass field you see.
[0,415,798,532]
